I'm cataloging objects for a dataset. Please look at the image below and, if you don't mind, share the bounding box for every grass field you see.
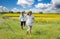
[0,14,60,39]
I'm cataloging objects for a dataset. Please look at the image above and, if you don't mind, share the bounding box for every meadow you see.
[0,13,60,39]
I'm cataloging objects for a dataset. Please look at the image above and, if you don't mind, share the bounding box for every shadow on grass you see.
[57,37,60,39]
[33,30,41,35]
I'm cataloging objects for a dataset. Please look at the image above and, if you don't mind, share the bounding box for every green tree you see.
[9,11,13,13]
[39,12,43,14]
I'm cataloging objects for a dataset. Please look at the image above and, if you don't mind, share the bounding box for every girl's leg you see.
[27,26,30,34]
[30,26,32,34]
[27,26,32,34]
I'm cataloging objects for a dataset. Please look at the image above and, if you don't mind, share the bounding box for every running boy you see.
[20,11,26,30]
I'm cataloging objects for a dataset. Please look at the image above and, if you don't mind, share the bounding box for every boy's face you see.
[22,13,24,15]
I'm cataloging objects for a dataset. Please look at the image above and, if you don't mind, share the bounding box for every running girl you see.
[26,11,34,34]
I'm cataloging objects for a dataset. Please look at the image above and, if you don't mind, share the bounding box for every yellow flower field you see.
[3,14,60,22]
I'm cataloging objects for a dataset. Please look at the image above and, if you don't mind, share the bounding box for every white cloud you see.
[32,0,60,13]
[44,6,57,13]
[17,0,34,7]
[34,3,52,13]
[0,6,8,12]
[29,8,40,13]
[50,0,60,13]
[35,3,51,9]
[11,8,20,12]
[17,0,60,13]
[52,0,60,4]
[52,0,60,8]
[28,8,45,13]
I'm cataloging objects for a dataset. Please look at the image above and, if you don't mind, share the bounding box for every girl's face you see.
[29,12,32,16]
[27,13,31,16]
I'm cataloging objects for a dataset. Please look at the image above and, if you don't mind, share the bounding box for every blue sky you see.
[0,0,60,13]
[0,0,21,10]
[0,0,51,10]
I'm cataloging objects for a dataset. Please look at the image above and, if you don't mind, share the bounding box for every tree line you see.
[0,11,60,14]
[0,11,21,14]
[0,11,44,14]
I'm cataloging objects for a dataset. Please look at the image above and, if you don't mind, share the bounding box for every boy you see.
[20,11,26,30]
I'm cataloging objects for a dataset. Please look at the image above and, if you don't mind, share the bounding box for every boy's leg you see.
[23,21,26,27]
[21,21,23,29]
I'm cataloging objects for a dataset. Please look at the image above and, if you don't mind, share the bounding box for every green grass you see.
[0,15,60,39]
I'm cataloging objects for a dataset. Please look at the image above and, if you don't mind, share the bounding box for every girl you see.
[26,11,34,34]
[20,11,26,30]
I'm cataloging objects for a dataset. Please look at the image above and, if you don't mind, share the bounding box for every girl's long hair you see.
[27,11,32,15]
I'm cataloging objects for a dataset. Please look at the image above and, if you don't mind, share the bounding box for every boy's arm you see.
[19,15,21,21]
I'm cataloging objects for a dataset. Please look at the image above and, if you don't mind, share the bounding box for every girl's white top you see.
[26,15,34,26]
[20,15,26,21]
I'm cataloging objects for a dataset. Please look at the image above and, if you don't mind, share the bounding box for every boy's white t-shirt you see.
[20,15,26,21]
[26,15,34,26]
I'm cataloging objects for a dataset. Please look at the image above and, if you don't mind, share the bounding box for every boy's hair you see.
[21,11,25,14]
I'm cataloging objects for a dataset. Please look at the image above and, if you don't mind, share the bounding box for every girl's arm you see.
[32,16,35,23]
[33,16,34,20]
